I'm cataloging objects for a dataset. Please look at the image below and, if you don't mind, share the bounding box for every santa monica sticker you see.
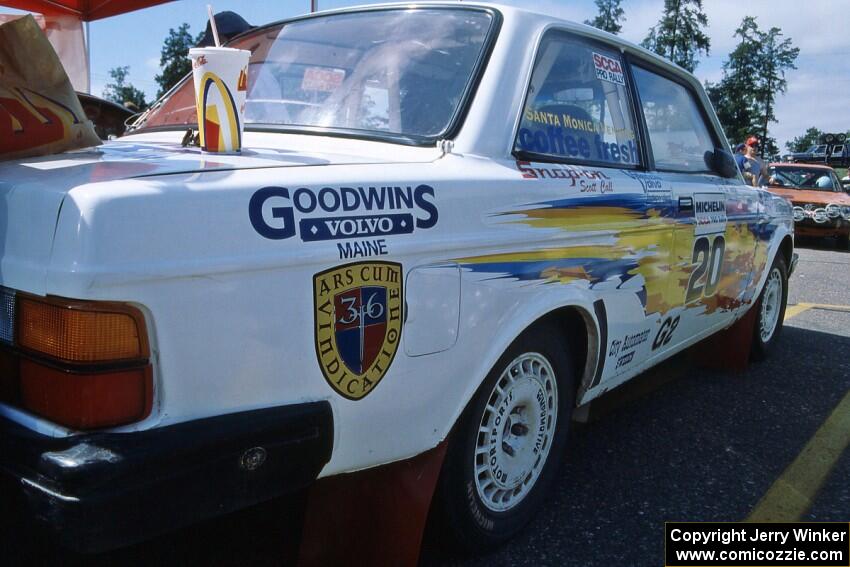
[313,261,403,400]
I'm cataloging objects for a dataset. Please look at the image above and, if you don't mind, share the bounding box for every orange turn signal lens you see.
[17,296,148,364]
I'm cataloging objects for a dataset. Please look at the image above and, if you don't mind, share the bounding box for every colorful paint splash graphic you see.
[458,193,769,317]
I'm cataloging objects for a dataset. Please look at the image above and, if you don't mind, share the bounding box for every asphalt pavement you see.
[3,241,849,566]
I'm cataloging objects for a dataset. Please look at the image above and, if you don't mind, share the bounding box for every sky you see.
[7,0,850,150]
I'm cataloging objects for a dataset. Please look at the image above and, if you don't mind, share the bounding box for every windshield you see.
[134,8,495,142]
[768,166,842,192]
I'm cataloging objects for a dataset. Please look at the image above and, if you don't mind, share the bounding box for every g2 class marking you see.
[652,315,680,351]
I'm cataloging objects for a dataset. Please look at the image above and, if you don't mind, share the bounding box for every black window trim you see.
[626,57,724,176]
[511,27,646,171]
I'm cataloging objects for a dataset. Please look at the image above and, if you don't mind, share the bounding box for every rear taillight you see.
[18,295,146,363]
[0,290,153,430]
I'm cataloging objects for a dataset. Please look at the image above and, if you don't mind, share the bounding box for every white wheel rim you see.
[760,268,783,343]
[473,352,558,513]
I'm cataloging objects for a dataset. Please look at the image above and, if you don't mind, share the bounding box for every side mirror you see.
[704,148,739,179]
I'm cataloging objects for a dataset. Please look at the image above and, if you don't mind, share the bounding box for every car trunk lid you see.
[0,138,439,295]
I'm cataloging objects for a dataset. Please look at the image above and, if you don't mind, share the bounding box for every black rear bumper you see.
[0,402,333,553]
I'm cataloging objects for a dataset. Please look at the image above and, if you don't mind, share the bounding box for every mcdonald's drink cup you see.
[188,47,250,153]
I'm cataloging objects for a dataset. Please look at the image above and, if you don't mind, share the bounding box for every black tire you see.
[432,322,575,553]
[837,233,850,251]
[751,254,788,361]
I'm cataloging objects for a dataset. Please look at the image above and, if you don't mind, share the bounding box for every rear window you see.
[134,8,496,142]
[514,31,640,167]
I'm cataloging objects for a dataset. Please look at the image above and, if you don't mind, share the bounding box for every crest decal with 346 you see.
[313,261,403,400]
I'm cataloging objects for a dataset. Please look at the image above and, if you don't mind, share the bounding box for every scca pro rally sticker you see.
[592,52,625,85]
[313,261,403,400]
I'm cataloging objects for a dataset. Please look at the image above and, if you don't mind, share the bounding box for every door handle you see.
[678,196,694,213]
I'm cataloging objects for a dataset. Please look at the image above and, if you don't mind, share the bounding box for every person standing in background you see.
[734,142,746,173]
[740,136,764,186]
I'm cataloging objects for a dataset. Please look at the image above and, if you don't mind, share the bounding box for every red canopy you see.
[0,0,174,21]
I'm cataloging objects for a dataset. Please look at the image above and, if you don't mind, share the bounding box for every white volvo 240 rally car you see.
[0,2,794,553]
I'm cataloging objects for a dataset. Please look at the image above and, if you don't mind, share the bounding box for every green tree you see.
[707,16,798,156]
[102,66,148,110]
[706,17,762,146]
[641,0,710,72]
[756,26,799,156]
[585,0,626,35]
[785,127,823,153]
[155,23,200,99]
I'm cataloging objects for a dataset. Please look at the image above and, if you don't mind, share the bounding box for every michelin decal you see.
[694,193,728,236]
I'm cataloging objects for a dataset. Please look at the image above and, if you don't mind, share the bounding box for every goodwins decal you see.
[313,261,403,400]
[249,185,439,245]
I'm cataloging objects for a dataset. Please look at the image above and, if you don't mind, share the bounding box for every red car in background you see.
[766,163,850,248]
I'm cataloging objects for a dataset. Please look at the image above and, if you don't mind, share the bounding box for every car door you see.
[829,144,845,167]
[629,64,751,353]
[510,29,673,385]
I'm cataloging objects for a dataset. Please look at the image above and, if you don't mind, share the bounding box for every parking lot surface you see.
[4,243,849,566]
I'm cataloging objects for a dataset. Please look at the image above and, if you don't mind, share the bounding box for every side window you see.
[632,66,715,173]
[514,31,640,167]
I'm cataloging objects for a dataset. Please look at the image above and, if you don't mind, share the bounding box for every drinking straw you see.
[207,4,221,47]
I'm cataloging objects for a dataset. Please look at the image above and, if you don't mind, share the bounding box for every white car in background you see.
[0,2,794,553]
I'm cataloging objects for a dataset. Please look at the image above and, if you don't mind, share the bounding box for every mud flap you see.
[298,441,448,567]
[691,306,757,372]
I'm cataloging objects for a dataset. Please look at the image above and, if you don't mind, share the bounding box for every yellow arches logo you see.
[197,72,241,153]
[0,86,84,153]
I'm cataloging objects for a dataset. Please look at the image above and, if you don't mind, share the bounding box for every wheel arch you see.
[535,305,601,403]
[747,225,794,311]
[447,298,602,443]
[779,234,794,268]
